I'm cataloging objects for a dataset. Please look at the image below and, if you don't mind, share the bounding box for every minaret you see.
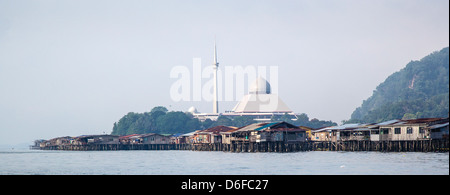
[213,40,219,114]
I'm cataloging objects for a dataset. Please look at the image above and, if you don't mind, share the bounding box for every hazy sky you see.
[0,0,448,145]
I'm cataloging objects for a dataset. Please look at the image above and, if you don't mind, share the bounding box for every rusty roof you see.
[401,118,446,124]
[269,127,307,132]
[119,134,140,139]
[140,133,169,137]
[200,125,238,133]
[374,118,448,126]
[75,134,119,139]
[298,126,314,130]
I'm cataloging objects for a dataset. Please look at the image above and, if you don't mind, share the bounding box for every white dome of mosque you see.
[249,77,271,94]
[188,106,198,113]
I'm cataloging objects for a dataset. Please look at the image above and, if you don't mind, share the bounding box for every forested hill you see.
[348,47,449,123]
[111,106,336,136]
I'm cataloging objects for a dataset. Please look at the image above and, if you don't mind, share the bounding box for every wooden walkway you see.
[40,139,449,152]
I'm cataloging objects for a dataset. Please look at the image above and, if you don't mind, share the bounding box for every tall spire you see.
[214,39,218,67]
[213,39,219,114]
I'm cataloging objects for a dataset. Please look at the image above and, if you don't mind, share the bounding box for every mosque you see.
[187,43,297,122]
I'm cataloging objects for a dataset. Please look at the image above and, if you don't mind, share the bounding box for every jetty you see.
[38,139,449,153]
[34,118,449,153]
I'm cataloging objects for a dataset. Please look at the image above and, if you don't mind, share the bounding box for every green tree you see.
[232,116,257,127]
[215,115,233,126]
[151,106,168,113]
[402,113,417,120]
[201,119,215,129]
[156,111,192,134]
[271,113,294,124]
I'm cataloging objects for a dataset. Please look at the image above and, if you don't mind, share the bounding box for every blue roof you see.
[255,122,278,131]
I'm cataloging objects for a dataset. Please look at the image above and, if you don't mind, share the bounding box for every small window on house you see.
[419,127,425,134]
[407,127,413,134]
[395,128,401,134]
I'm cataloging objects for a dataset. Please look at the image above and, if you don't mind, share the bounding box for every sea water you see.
[0,149,448,175]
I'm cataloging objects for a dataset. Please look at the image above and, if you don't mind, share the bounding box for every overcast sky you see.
[0,0,448,145]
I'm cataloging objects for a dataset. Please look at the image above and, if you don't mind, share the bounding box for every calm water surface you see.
[0,149,448,175]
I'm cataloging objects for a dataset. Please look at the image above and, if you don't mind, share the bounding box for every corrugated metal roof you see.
[375,119,401,126]
[179,131,197,137]
[269,127,307,132]
[255,122,278,131]
[327,124,361,130]
[429,122,449,129]
[200,125,237,133]
[235,123,268,132]
[375,118,447,126]
[402,118,445,124]
[76,134,119,139]
[313,124,361,132]
[233,122,307,132]
[119,134,140,139]
[351,128,371,131]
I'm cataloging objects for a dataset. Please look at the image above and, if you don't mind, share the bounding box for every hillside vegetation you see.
[348,47,449,123]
